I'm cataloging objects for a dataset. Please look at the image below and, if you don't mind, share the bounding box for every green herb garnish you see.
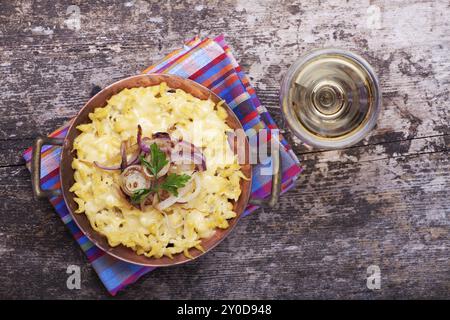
[140,143,169,178]
[158,173,191,197]
[132,144,191,204]
[130,188,152,203]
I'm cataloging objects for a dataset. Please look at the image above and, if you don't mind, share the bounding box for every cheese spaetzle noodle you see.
[70,84,243,258]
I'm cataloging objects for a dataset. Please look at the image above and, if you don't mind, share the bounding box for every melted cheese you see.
[70,84,243,259]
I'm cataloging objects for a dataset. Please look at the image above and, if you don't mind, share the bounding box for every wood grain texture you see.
[0,0,448,299]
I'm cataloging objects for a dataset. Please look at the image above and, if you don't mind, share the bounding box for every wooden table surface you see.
[0,0,448,299]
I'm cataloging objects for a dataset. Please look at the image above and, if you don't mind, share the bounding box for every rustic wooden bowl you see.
[33,74,253,267]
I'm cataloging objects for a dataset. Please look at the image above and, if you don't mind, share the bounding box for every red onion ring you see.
[126,149,141,166]
[120,165,150,196]
[140,137,151,153]
[153,132,171,140]
[140,135,174,155]
[93,161,121,170]
[172,140,207,171]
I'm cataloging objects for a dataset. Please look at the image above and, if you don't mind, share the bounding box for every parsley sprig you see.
[157,173,191,197]
[140,143,169,178]
[131,143,191,204]
[130,188,151,203]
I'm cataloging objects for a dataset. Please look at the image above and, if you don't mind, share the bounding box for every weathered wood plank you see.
[0,149,448,299]
[0,0,449,144]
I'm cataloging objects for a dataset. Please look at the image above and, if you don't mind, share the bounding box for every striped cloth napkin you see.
[23,35,302,295]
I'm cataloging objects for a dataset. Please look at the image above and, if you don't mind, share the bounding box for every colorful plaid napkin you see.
[23,35,302,295]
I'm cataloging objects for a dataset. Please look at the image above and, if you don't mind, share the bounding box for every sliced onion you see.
[199,163,206,172]
[120,165,150,196]
[140,137,152,153]
[154,174,199,211]
[172,140,207,171]
[155,185,190,211]
[170,151,194,164]
[155,195,180,211]
[140,134,174,154]
[127,151,140,166]
[124,142,141,166]
[176,174,201,203]
[176,140,202,154]
[153,132,171,140]
[154,133,174,154]
[170,163,195,174]
[96,142,139,171]
[93,161,121,170]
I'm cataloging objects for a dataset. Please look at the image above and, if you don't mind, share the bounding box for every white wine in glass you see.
[280,49,381,149]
